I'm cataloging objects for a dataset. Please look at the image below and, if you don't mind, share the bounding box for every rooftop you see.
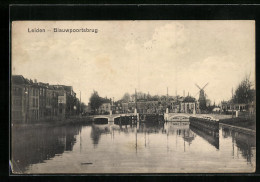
[12,75,30,85]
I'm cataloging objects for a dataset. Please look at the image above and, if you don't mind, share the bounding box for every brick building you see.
[98,102,111,114]
[38,82,48,120]
[28,82,40,122]
[11,75,30,123]
[11,75,79,123]
[45,86,59,120]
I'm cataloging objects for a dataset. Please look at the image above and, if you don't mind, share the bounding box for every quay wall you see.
[12,116,93,130]
[189,116,219,131]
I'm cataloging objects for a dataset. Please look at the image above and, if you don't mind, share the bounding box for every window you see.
[13,87,22,96]
[13,111,21,119]
[36,99,38,107]
[16,99,22,106]
[18,88,22,95]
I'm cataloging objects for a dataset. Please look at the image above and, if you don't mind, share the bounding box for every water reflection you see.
[90,124,110,146]
[11,120,255,173]
[190,122,219,150]
[11,125,81,173]
[139,122,164,133]
[221,126,255,164]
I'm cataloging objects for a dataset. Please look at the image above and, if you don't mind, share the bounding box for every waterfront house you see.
[98,102,111,114]
[45,86,59,120]
[38,82,48,120]
[12,75,80,122]
[12,75,30,123]
[28,80,40,122]
[180,96,198,114]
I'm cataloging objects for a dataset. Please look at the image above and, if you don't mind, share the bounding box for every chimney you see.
[34,79,37,83]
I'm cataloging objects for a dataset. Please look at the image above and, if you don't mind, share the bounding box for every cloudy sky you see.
[12,21,255,104]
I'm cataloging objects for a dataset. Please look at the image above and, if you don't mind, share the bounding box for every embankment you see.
[12,116,93,130]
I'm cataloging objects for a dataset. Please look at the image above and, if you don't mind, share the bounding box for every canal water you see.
[11,121,255,173]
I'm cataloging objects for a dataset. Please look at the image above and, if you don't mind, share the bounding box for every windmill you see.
[195,83,209,111]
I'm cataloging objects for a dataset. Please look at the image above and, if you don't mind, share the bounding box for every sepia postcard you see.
[11,20,256,174]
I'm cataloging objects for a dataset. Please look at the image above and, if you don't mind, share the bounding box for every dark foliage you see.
[233,75,254,104]
[183,96,196,103]
[89,91,103,114]
[89,91,111,114]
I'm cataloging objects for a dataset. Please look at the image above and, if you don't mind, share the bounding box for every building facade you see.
[38,82,47,120]
[28,83,40,122]
[98,102,111,114]
[12,75,30,123]
[12,75,79,123]
[45,86,59,120]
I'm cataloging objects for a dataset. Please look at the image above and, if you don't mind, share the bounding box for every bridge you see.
[164,113,191,121]
[164,107,222,122]
[164,108,191,121]
[92,107,224,125]
[93,113,139,123]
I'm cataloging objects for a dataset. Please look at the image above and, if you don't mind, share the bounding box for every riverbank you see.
[12,116,93,130]
[219,117,255,131]
[192,114,255,130]
[190,114,255,134]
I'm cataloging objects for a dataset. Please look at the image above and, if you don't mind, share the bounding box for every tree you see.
[233,75,254,104]
[199,99,207,111]
[151,95,159,101]
[121,93,131,102]
[183,96,196,103]
[89,91,103,114]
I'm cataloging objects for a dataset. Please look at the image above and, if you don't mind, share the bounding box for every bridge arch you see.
[168,115,190,122]
[93,117,109,124]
